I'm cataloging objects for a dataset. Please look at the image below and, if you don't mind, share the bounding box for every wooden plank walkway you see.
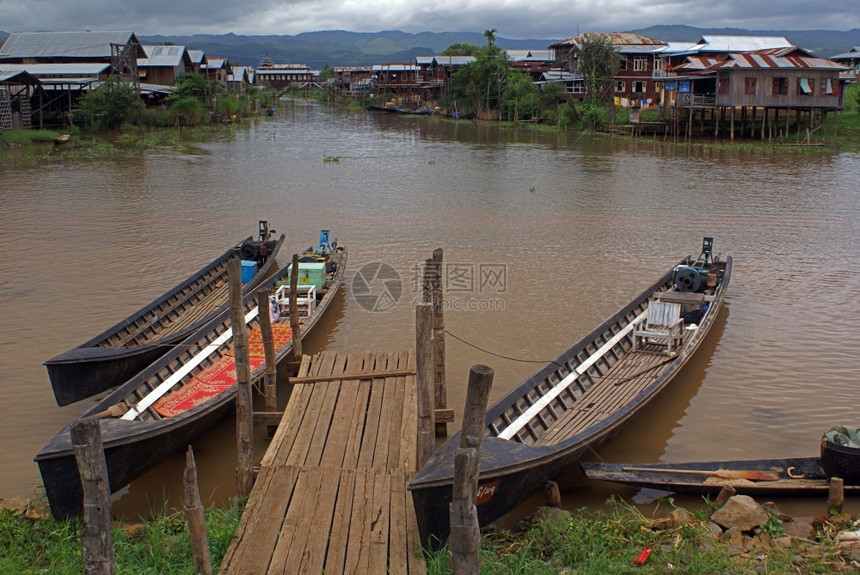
[219,350,427,575]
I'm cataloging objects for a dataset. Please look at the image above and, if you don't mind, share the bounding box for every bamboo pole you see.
[416,302,435,469]
[828,477,844,514]
[431,248,447,437]
[70,419,115,575]
[450,364,494,575]
[184,446,212,575]
[289,253,303,362]
[229,259,254,496]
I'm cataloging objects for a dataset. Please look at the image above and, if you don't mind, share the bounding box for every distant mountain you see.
[629,25,859,57]
[138,30,560,68]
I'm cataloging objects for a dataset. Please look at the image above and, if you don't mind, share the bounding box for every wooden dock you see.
[219,349,427,575]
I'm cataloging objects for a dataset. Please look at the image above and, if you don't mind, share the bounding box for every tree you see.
[77,77,143,129]
[442,43,479,56]
[318,64,336,82]
[167,72,215,106]
[483,29,497,50]
[575,34,620,105]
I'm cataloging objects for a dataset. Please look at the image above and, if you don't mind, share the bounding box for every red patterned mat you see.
[153,323,293,418]
[153,355,265,417]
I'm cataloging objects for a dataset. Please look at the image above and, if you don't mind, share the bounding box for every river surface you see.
[2,99,859,521]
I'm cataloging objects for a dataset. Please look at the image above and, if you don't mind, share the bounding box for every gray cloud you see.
[1,0,856,39]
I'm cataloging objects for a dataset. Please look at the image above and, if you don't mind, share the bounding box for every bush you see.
[77,78,144,130]
[168,97,205,127]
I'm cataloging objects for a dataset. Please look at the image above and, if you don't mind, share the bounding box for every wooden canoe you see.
[44,221,284,406]
[580,457,860,496]
[35,240,346,519]
[408,238,731,547]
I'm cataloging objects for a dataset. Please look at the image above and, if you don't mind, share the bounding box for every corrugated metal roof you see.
[187,49,205,64]
[372,64,419,71]
[138,45,187,67]
[0,63,110,75]
[551,33,665,48]
[0,31,139,59]
[0,70,40,84]
[506,50,553,62]
[696,35,792,52]
[722,50,848,70]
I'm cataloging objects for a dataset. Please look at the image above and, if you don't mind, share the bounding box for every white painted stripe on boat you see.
[497,309,647,440]
[121,306,260,421]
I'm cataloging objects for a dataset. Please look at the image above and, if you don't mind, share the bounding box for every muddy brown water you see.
[2,100,859,522]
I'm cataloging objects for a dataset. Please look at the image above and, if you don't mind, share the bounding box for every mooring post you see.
[415,302,435,469]
[257,289,280,438]
[289,253,303,362]
[450,364,494,575]
[431,248,447,437]
[184,446,212,575]
[70,418,115,575]
[828,477,845,514]
[229,259,254,496]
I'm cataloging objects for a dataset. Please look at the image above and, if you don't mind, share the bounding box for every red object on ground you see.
[634,547,652,566]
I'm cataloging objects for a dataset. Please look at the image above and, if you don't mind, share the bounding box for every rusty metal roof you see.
[550,33,665,49]
[721,48,849,70]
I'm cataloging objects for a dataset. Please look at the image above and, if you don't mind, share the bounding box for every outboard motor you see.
[672,237,715,292]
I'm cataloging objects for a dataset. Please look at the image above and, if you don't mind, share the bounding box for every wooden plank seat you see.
[632,300,683,355]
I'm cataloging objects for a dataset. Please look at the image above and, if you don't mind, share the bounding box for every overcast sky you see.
[1,0,857,40]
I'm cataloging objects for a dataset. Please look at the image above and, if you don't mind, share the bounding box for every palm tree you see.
[484,29,497,50]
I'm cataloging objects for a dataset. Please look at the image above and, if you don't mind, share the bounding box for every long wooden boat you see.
[580,457,860,496]
[44,221,284,406]
[35,238,346,519]
[408,238,731,546]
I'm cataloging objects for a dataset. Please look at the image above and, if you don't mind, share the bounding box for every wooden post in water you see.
[184,446,212,575]
[431,248,447,437]
[828,477,844,514]
[257,289,280,433]
[289,253,303,362]
[415,302,435,469]
[450,364,494,575]
[229,259,254,496]
[70,418,115,575]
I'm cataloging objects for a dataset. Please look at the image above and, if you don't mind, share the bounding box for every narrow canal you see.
[1,99,858,521]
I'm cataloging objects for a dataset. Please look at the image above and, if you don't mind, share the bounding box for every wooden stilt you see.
[71,419,115,575]
[288,253,303,362]
[545,480,562,508]
[184,446,213,575]
[828,477,844,514]
[450,365,494,575]
[230,259,254,496]
[258,290,279,436]
[431,248,447,437]
[415,303,435,469]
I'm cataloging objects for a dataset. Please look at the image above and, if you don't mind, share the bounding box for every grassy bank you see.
[4,494,860,574]
[0,498,241,575]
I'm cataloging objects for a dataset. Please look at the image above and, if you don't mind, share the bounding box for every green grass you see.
[425,497,860,574]
[0,498,242,575]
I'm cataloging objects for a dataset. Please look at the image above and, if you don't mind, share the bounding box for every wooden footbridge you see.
[219,349,428,575]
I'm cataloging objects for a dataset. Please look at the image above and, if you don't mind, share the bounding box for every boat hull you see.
[36,246,346,519]
[409,244,731,547]
[44,231,284,406]
[580,457,860,496]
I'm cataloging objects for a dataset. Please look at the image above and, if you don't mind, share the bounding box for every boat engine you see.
[672,265,708,292]
[240,240,268,261]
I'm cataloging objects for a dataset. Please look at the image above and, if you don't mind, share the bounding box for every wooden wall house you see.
[138,45,191,87]
[333,66,375,95]
[372,64,421,99]
[669,46,847,139]
[549,33,666,106]
[416,56,474,100]
[831,47,860,80]
[0,70,41,129]
[187,50,206,74]
[254,63,314,90]
[0,30,144,126]
[202,58,232,91]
